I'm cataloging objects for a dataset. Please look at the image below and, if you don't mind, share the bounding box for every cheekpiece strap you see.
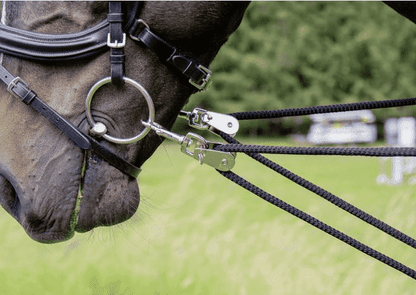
[107,2,126,86]
[129,20,212,91]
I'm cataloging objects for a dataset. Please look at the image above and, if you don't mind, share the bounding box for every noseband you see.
[0,2,212,178]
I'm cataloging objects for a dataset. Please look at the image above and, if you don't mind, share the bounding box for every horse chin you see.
[0,135,140,243]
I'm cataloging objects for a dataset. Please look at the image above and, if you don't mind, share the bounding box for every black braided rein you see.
[217,144,416,157]
[214,96,416,280]
[218,170,416,280]
[229,96,416,120]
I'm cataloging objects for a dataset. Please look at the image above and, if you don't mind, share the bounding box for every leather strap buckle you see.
[129,19,150,41]
[107,33,126,49]
[189,65,212,91]
[7,76,28,93]
[6,76,36,105]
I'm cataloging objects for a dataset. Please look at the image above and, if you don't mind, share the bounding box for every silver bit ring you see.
[85,76,155,144]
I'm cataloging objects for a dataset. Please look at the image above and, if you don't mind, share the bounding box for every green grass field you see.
[1,139,416,294]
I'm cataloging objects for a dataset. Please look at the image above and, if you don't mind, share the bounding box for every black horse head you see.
[0,1,249,243]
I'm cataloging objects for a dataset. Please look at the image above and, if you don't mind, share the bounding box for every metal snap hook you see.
[85,76,155,144]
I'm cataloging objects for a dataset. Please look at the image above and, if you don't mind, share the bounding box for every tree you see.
[181,2,416,137]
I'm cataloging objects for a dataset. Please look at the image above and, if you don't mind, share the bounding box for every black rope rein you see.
[215,96,416,280]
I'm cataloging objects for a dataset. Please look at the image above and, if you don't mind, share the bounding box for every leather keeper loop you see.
[107,13,124,23]
[171,55,193,75]
[22,90,37,105]
[110,54,125,64]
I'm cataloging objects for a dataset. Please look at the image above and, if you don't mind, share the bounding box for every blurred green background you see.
[2,142,416,294]
[2,2,416,295]
[178,1,416,138]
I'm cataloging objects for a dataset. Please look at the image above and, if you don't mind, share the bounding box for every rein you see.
[212,98,416,280]
[146,94,416,279]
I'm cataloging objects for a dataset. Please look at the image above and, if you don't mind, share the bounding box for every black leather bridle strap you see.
[0,2,140,62]
[87,136,141,178]
[0,5,211,91]
[0,20,109,61]
[129,23,212,91]
[108,2,125,85]
[0,64,141,178]
[0,65,91,149]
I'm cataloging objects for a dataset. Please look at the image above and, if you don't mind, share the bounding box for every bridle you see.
[0,1,214,178]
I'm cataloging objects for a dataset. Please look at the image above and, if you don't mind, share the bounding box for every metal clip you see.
[142,121,235,171]
[179,108,239,137]
[192,140,236,171]
[142,121,187,144]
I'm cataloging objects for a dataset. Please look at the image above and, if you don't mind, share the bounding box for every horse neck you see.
[5,1,107,33]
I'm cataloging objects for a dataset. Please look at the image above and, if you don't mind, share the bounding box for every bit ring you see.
[85,76,155,144]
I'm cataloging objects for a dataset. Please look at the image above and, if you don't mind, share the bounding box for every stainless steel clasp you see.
[142,121,187,144]
[142,121,235,171]
[179,108,239,137]
[180,134,236,171]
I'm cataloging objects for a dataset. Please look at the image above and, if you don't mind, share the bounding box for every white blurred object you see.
[377,117,416,185]
[307,110,377,144]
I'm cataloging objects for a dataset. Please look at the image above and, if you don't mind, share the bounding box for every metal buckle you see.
[189,65,212,91]
[129,19,150,42]
[7,77,30,99]
[7,77,28,93]
[107,33,126,48]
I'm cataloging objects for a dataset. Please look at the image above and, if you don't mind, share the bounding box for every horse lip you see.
[74,164,141,233]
